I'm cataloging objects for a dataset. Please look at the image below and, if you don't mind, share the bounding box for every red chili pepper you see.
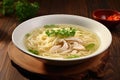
[107,14,120,21]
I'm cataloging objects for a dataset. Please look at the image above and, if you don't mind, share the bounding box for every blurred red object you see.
[107,14,120,21]
[92,9,120,30]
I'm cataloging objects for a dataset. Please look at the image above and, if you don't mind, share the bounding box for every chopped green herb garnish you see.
[45,27,76,38]
[28,49,39,55]
[44,24,57,28]
[25,33,30,37]
[66,55,80,58]
[85,43,95,50]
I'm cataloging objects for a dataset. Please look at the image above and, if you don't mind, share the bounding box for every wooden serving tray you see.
[8,42,109,76]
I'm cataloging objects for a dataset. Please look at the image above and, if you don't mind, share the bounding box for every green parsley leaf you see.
[85,43,95,50]
[28,49,39,55]
[66,55,80,58]
[44,24,57,28]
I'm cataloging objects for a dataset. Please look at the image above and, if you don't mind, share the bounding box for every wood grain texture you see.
[8,42,109,76]
[0,0,120,80]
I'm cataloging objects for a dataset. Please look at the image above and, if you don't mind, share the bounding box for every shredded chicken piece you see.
[49,45,61,53]
[58,39,69,51]
[49,37,85,53]
[71,50,78,54]
[72,42,85,50]
[60,49,71,54]
[65,37,83,43]
[50,39,69,53]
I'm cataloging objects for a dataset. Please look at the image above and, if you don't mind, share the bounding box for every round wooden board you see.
[8,42,108,76]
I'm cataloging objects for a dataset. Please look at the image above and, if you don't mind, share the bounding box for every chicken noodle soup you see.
[24,24,100,59]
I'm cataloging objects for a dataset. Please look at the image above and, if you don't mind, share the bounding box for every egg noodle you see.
[24,24,100,59]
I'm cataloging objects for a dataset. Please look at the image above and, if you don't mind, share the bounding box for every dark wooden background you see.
[0,0,120,80]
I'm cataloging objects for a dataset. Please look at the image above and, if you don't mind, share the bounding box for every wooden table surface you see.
[0,0,120,80]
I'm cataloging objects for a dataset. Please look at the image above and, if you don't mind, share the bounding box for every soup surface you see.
[24,24,100,59]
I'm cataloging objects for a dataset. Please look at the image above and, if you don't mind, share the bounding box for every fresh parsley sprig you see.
[15,1,39,21]
[0,0,40,21]
[0,0,15,15]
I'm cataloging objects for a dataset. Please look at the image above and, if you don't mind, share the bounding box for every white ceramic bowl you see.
[12,14,112,65]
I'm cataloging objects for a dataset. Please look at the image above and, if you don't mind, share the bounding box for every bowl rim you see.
[12,14,112,61]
